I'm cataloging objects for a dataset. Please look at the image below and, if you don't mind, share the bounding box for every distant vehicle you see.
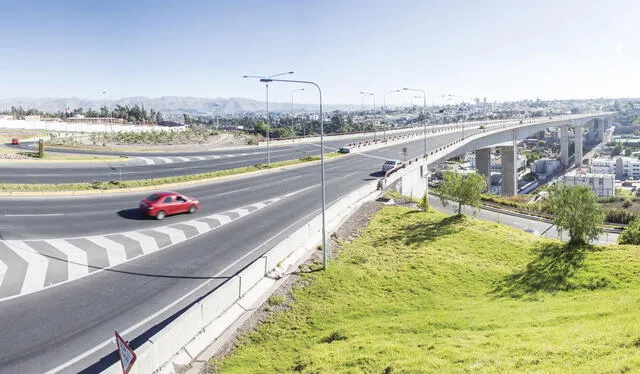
[338,146,351,154]
[382,159,403,173]
[11,138,19,145]
[139,191,200,220]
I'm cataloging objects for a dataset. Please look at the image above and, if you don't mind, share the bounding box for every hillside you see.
[216,205,640,373]
[0,96,357,115]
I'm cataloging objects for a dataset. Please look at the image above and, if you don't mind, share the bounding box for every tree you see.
[438,171,487,215]
[546,185,604,245]
[625,148,633,157]
[618,219,640,245]
[612,142,623,156]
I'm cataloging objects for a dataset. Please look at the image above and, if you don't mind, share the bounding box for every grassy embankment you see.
[217,206,640,373]
[0,153,341,192]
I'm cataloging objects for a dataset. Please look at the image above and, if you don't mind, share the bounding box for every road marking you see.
[0,259,6,293]
[194,156,206,161]
[137,157,155,165]
[153,226,187,244]
[157,157,174,164]
[209,155,221,159]
[227,208,250,217]
[216,187,251,196]
[176,156,191,162]
[46,239,89,280]
[86,236,127,267]
[4,241,48,294]
[120,232,160,254]
[179,220,210,235]
[4,213,64,217]
[207,214,232,225]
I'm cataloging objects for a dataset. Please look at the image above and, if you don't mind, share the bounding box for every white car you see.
[382,160,403,172]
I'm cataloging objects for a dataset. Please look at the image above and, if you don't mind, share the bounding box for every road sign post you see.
[115,331,136,374]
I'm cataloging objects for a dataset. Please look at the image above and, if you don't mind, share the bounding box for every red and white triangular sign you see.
[115,331,137,374]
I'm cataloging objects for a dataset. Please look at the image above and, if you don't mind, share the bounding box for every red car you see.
[11,138,19,145]
[139,192,200,220]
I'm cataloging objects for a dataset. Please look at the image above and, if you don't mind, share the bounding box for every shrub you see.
[605,208,637,224]
[618,219,640,245]
[623,199,633,208]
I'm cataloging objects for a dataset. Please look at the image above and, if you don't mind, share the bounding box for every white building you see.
[533,158,561,180]
[563,168,615,197]
[590,157,616,174]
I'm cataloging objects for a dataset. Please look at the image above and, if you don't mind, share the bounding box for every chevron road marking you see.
[86,235,127,267]
[4,241,48,295]
[0,185,319,301]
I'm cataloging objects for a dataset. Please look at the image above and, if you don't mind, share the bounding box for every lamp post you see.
[383,90,401,141]
[256,77,328,270]
[291,88,304,138]
[212,103,220,131]
[445,94,473,139]
[243,71,294,165]
[360,91,374,141]
[403,88,428,155]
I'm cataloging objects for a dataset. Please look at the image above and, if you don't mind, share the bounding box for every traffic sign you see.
[115,331,137,374]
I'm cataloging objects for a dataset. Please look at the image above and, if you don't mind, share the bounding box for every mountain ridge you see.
[0,96,358,114]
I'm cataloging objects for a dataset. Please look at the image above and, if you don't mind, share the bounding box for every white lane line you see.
[227,208,250,217]
[225,154,235,158]
[120,232,160,255]
[208,155,221,159]
[153,226,187,245]
[251,202,267,210]
[176,156,191,162]
[179,220,210,235]
[194,156,206,161]
[207,214,232,225]
[157,157,174,164]
[44,205,324,374]
[4,213,64,217]
[0,259,6,291]
[86,236,127,267]
[137,157,155,165]
[46,239,89,280]
[4,241,48,294]
[216,187,251,196]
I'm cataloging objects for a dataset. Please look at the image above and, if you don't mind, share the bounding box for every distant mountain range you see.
[0,96,358,115]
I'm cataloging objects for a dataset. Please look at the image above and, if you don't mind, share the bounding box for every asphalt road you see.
[0,132,458,374]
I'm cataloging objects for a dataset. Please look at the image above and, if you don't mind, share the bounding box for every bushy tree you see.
[547,185,604,245]
[618,219,640,245]
[438,171,487,215]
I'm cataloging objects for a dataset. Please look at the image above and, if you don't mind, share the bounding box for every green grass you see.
[217,207,640,373]
[0,152,342,192]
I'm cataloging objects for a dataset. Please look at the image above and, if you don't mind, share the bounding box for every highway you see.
[0,113,611,373]
[0,131,457,373]
[0,123,473,184]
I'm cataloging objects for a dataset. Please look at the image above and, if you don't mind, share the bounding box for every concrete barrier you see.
[239,257,267,296]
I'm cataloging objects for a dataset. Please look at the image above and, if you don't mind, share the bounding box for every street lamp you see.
[383,89,401,141]
[243,71,294,165]
[212,103,220,131]
[445,94,472,139]
[291,88,304,138]
[257,77,328,270]
[403,88,428,155]
[360,91,375,140]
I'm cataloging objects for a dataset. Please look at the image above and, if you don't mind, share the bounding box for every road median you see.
[0,153,343,197]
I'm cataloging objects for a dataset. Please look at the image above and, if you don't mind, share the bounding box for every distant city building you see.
[590,157,616,175]
[562,168,615,197]
[533,159,561,180]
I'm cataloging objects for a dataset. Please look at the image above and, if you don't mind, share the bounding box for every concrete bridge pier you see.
[475,147,491,181]
[598,120,605,142]
[575,125,583,168]
[560,125,569,167]
[500,144,517,196]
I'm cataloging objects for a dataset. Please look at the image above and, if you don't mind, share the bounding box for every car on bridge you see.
[382,159,403,173]
[10,138,19,145]
[139,191,200,220]
[338,146,351,154]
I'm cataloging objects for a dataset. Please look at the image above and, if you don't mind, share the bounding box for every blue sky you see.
[0,0,638,105]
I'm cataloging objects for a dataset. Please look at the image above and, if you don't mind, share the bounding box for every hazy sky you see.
[1,0,638,105]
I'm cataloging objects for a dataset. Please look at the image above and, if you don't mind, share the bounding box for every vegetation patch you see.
[217,207,640,373]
